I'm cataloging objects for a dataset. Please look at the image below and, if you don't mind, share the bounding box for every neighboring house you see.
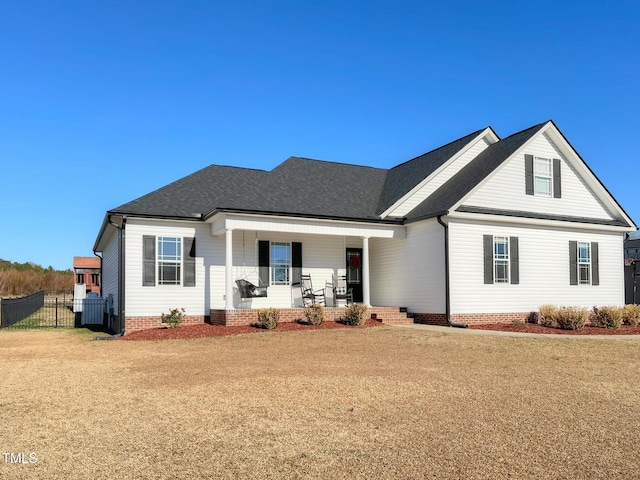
[93,120,636,334]
[624,238,640,304]
[624,238,640,261]
[73,256,101,295]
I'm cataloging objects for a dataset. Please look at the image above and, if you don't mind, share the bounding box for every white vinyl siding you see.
[124,219,208,317]
[370,219,445,313]
[101,229,120,313]
[464,134,614,219]
[448,219,624,314]
[387,137,492,217]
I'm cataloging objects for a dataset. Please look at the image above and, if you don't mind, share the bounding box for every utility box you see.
[81,293,105,325]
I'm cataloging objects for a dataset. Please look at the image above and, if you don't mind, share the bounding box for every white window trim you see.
[534,156,552,197]
[493,236,510,284]
[577,241,591,285]
[270,242,291,286]
[157,236,182,286]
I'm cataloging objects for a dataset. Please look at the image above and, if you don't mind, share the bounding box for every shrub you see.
[257,308,280,330]
[538,304,559,328]
[342,304,369,326]
[161,307,185,328]
[555,306,588,330]
[304,304,325,326]
[622,304,640,326]
[591,306,623,329]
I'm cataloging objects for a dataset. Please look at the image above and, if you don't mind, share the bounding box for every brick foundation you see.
[125,315,207,334]
[413,313,448,326]
[210,306,413,327]
[413,311,536,327]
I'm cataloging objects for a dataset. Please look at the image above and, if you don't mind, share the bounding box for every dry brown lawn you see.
[1,326,639,479]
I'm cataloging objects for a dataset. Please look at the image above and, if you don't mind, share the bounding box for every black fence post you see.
[55,297,59,328]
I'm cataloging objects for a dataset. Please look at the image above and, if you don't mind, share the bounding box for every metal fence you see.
[1,292,76,329]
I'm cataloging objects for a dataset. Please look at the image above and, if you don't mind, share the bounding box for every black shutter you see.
[258,240,270,286]
[510,236,519,285]
[591,242,599,286]
[569,241,578,285]
[183,237,196,287]
[483,235,494,284]
[143,235,156,286]
[525,154,534,195]
[553,158,562,198]
[292,242,302,285]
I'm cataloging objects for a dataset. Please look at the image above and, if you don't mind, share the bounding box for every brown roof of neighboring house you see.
[73,256,100,269]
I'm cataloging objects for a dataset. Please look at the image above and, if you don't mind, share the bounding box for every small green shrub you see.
[304,304,325,326]
[161,307,185,328]
[257,308,280,330]
[556,306,588,330]
[592,306,623,329]
[538,304,559,328]
[343,304,369,326]
[622,304,640,326]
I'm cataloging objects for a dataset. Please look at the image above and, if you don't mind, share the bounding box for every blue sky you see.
[1,1,638,270]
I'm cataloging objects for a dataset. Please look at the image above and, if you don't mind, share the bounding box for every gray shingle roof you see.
[376,128,489,215]
[111,128,489,222]
[405,122,546,221]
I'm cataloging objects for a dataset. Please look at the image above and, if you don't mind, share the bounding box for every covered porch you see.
[208,213,406,320]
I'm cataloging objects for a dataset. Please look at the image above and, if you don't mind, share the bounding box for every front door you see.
[346,248,363,303]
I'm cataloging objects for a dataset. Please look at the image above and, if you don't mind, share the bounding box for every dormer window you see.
[525,154,562,198]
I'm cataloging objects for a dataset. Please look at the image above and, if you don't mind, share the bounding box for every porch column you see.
[362,236,371,307]
[225,228,234,310]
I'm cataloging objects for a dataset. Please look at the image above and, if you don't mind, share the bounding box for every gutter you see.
[437,214,468,329]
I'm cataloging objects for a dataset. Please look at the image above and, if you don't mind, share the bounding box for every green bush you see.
[343,304,369,326]
[257,308,280,330]
[538,304,559,328]
[161,307,185,328]
[592,306,623,329]
[304,304,325,326]
[622,304,640,326]
[556,306,588,330]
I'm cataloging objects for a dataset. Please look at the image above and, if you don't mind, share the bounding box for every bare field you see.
[1,327,639,479]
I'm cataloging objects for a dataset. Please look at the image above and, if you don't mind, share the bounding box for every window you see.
[578,242,591,285]
[525,154,561,198]
[484,235,519,285]
[569,241,599,286]
[91,272,100,286]
[493,236,509,283]
[534,157,552,196]
[271,242,290,285]
[76,272,85,284]
[158,237,182,285]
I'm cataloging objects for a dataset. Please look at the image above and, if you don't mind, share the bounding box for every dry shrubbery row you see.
[538,304,640,330]
[0,268,74,297]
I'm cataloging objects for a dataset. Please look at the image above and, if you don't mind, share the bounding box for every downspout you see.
[437,215,468,328]
[108,215,126,336]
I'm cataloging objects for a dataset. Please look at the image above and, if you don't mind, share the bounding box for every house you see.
[73,256,101,296]
[93,120,636,334]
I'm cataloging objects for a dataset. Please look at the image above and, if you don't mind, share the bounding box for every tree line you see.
[0,259,74,297]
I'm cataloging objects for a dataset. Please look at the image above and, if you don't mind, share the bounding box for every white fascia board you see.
[542,124,637,229]
[210,213,406,239]
[379,127,499,219]
[448,210,635,234]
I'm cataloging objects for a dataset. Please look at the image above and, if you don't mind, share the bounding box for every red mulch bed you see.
[119,319,383,341]
[471,323,640,335]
